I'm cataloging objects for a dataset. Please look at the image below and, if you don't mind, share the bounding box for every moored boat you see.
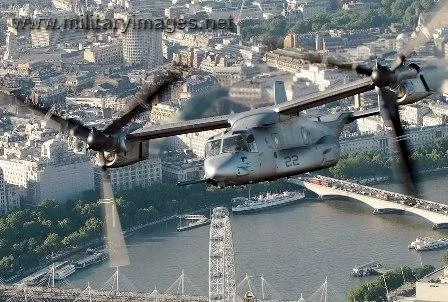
[350,260,383,277]
[74,252,108,269]
[53,264,76,280]
[231,191,305,214]
[409,237,448,251]
[176,214,210,231]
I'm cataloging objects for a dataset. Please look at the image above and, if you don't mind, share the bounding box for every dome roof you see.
[396,33,409,40]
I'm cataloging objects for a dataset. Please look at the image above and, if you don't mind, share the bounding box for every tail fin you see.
[274,81,287,105]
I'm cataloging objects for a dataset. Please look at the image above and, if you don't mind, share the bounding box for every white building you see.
[96,157,162,192]
[84,43,123,65]
[416,266,448,302]
[175,129,224,158]
[150,103,179,124]
[423,114,445,127]
[340,125,448,155]
[297,2,326,20]
[162,159,203,183]
[295,65,357,91]
[428,101,448,117]
[51,0,76,11]
[399,104,430,126]
[0,137,94,205]
[356,116,384,134]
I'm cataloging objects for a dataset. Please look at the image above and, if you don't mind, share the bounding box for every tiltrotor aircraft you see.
[4,58,432,193]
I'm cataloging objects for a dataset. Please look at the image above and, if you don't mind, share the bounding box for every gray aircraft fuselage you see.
[203,110,349,186]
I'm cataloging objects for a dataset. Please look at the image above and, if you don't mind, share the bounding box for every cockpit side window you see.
[246,134,258,153]
[222,135,249,153]
[205,139,221,157]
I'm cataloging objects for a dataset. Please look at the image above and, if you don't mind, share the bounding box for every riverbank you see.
[10,205,225,285]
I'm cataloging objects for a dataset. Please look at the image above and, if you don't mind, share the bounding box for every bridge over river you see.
[290,176,448,230]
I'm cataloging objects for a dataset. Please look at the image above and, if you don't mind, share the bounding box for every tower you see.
[3,23,19,60]
[122,13,163,69]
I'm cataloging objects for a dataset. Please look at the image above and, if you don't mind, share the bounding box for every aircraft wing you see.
[274,78,374,115]
[126,78,375,142]
[126,114,232,142]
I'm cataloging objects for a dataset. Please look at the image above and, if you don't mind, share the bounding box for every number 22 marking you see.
[285,155,299,167]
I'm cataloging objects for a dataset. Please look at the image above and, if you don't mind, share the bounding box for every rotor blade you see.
[103,68,184,135]
[0,90,91,141]
[377,87,419,197]
[299,52,373,76]
[99,157,130,267]
[392,1,448,70]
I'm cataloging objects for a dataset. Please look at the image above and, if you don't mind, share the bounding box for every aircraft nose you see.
[204,154,239,181]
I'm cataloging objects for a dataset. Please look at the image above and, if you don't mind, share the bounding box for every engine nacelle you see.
[395,74,432,105]
[101,141,150,168]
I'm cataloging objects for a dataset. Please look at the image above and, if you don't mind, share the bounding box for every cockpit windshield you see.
[205,133,258,157]
[222,135,248,153]
[205,139,221,157]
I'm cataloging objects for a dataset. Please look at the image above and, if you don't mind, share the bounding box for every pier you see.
[290,175,448,229]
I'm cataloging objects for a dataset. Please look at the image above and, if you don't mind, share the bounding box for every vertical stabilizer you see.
[274,81,287,105]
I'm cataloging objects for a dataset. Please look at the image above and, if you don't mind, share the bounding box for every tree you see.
[80,218,103,238]
[38,233,61,254]
[413,264,435,280]
[443,251,448,266]
[0,255,14,274]
[135,207,158,224]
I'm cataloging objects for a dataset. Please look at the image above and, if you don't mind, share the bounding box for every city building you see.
[31,85,67,107]
[98,156,162,192]
[428,101,448,117]
[162,158,203,183]
[0,170,7,215]
[229,72,294,107]
[30,10,83,48]
[297,1,327,20]
[340,124,448,155]
[284,33,298,49]
[415,266,448,302]
[0,169,20,216]
[295,65,357,91]
[84,43,123,65]
[399,104,431,126]
[265,48,308,73]
[125,0,156,12]
[175,74,218,100]
[3,24,20,60]
[342,1,381,12]
[51,0,77,11]
[66,73,95,93]
[422,114,446,127]
[150,103,179,124]
[176,129,223,158]
[122,12,163,69]
[356,116,384,134]
[0,137,94,205]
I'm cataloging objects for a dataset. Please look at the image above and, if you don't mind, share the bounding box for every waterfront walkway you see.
[290,175,448,229]
[0,284,209,302]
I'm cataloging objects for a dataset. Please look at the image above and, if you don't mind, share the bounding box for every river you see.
[63,172,448,301]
